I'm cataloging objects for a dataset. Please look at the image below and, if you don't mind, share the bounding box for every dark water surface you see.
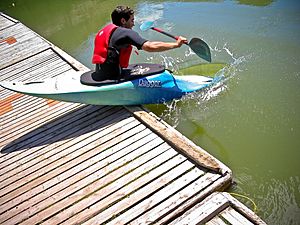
[1,0,299,224]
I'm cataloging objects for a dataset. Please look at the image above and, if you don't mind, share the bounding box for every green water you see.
[1,0,299,224]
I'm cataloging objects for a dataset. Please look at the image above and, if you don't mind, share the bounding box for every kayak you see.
[0,63,215,105]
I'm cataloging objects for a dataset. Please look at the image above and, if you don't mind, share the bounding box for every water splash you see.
[158,44,251,127]
[135,2,164,25]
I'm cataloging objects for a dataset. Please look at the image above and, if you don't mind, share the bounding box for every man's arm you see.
[142,36,187,52]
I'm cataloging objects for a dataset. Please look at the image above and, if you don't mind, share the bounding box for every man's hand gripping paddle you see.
[140,21,211,62]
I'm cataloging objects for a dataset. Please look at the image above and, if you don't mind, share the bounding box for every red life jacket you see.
[92,24,132,68]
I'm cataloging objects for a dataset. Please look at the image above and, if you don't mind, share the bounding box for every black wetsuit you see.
[95,27,147,81]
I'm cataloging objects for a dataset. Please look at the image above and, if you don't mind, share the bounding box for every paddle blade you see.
[189,38,211,62]
[140,21,154,31]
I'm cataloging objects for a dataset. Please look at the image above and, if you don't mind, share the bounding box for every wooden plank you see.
[168,193,229,225]
[0,128,157,224]
[1,95,43,118]
[1,97,60,125]
[1,97,68,132]
[0,116,141,216]
[0,110,134,197]
[0,102,83,148]
[0,106,118,154]
[0,106,121,182]
[0,108,132,195]
[220,206,254,225]
[0,23,50,69]
[0,107,123,180]
[206,216,227,225]
[47,155,191,225]
[0,29,49,57]
[126,173,220,224]
[1,102,81,154]
[0,49,57,78]
[106,172,220,225]
[0,30,39,54]
[0,13,17,30]
[126,106,231,174]
[0,129,154,217]
[84,166,203,225]
[14,145,178,224]
[2,58,72,82]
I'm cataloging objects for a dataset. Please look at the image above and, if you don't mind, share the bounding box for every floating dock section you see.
[0,12,266,224]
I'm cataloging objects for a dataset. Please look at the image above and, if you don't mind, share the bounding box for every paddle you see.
[140,21,211,62]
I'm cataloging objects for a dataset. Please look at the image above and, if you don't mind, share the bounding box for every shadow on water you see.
[1,105,127,153]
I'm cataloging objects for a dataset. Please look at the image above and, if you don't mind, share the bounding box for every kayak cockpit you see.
[80,63,166,86]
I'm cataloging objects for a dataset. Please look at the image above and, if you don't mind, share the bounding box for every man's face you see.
[122,15,135,29]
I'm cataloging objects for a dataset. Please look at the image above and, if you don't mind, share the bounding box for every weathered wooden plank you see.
[0,113,139,209]
[169,193,229,225]
[0,13,17,30]
[0,115,139,191]
[0,106,115,174]
[0,23,50,68]
[0,89,12,98]
[126,106,231,174]
[85,166,203,225]
[1,95,43,119]
[44,155,190,225]
[124,173,221,225]
[0,102,86,153]
[0,49,57,78]
[206,216,227,225]
[0,106,116,155]
[1,97,63,132]
[0,101,83,147]
[0,106,120,181]
[0,128,156,223]
[1,97,59,125]
[0,23,42,46]
[220,206,254,225]
[0,92,26,116]
[0,30,43,57]
[0,28,39,54]
[2,58,71,82]
[0,107,128,186]
[105,168,208,225]
[15,144,177,225]
[0,100,82,146]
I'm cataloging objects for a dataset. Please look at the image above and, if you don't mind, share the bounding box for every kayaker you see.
[92,5,187,81]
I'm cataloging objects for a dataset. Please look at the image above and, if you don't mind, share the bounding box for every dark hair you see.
[111,6,134,26]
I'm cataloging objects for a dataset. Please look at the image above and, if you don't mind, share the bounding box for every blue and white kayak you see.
[0,63,215,105]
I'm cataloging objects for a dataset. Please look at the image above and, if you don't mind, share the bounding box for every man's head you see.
[111,6,135,29]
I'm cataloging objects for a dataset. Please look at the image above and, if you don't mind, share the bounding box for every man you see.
[92,5,187,81]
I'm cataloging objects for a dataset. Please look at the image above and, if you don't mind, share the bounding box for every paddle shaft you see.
[151,27,188,45]
[144,22,211,62]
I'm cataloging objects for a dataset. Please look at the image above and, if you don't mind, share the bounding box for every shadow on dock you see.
[1,105,130,153]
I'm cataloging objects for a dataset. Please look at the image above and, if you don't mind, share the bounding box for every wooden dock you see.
[0,12,266,224]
